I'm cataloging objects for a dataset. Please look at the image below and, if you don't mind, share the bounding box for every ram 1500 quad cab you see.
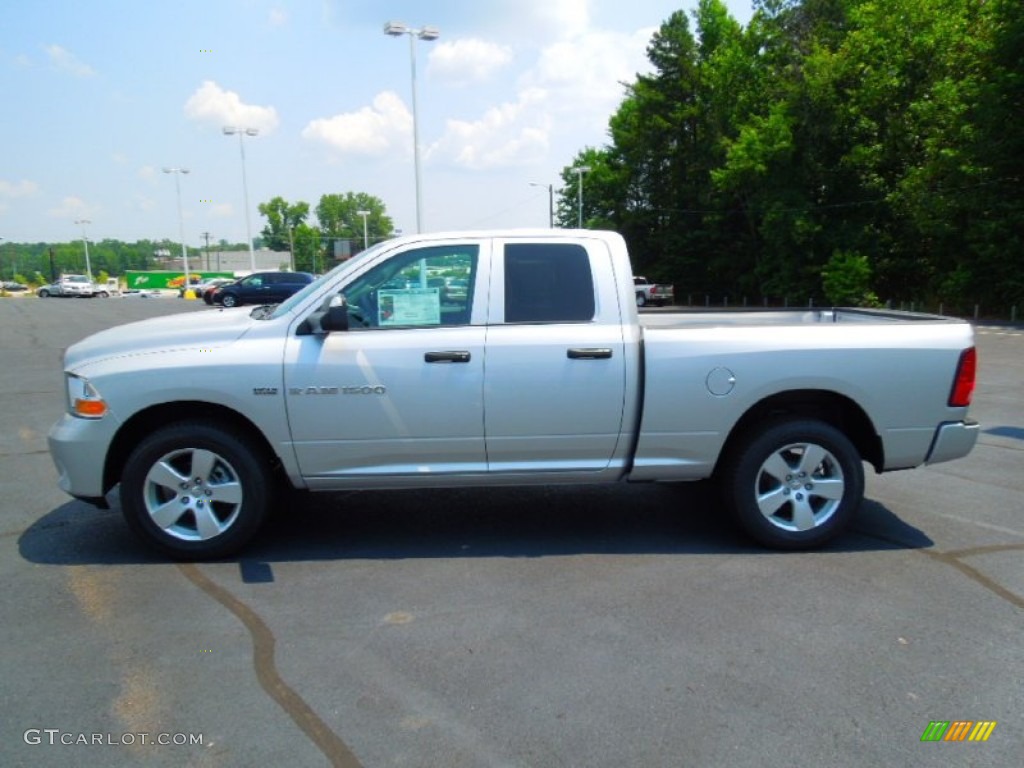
[48,230,978,559]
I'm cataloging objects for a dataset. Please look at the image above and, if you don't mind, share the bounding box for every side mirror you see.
[320,303,349,332]
[300,294,350,335]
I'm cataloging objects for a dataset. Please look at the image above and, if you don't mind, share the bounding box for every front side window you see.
[503,243,595,323]
[342,245,479,329]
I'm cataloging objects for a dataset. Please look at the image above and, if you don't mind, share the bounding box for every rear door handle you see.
[425,351,471,363]
[567,348,613,359]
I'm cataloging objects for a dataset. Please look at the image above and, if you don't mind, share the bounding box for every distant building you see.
[154,249,292,275]
[198,249,292,273]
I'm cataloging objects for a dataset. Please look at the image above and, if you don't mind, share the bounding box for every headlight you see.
[66,374,108,419]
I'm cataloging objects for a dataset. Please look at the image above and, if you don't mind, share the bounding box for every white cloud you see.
[413,13,653,174]
[533,0,590,38]
[0,179,40,199]
[444,0,592,44]
[529,27,652,112]
[47,196,96,220]
[183,81,279,134]
[302,91,412,155]
[429,39,513,86]
[44,44,95,77]
[431,88,551,170]
[133,195,157,212]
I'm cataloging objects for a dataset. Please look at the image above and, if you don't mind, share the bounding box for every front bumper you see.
[47,412,120,500]
[925,420,980,465]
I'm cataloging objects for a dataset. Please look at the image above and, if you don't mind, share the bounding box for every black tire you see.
[221,293,238,308]
[720,418,864,550]
[120,422,271,560]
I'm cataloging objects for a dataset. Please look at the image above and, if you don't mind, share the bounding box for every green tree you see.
[315,192,394,256]
[258,197,310,252]
[821,250,879,306]
[291,224,323,274]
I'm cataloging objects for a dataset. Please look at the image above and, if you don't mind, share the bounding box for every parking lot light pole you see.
[574,166,591,229]
[223,127,259,271]
[74,219,93,282]
[162,168,191,296]
[384,21,439,234]
[356,210,371,249]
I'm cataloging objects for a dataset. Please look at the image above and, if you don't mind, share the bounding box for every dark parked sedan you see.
[211,271,314,308]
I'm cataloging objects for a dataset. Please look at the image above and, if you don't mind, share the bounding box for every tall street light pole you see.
[356,210,371,249]
[574,166,591,229]
[384,21,439,234]
[74,219,93,282]
[223,127,259,271]
[529,182,556,228]
[162,168,191,296]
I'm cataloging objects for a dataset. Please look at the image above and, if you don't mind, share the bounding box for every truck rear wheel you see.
[120,422,270,560]
[721,418,863,550]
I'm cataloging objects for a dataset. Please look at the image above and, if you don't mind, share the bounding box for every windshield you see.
[267,241,391,320]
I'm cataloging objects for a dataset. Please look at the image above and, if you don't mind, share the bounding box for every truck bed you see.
[638,307,961,329]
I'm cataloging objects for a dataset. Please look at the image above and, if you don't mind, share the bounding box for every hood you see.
[64,308,256,371]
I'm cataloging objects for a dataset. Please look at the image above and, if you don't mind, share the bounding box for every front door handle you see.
[567,348,613,359]
[425,351,471,363]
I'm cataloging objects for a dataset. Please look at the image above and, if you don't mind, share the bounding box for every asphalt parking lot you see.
[1,296,1021,767]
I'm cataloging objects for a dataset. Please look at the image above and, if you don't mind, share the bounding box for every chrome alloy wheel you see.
[142,447,244,542]
[754,441,845,532]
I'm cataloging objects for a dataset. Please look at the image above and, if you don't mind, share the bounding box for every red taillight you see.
[949,347,976,407]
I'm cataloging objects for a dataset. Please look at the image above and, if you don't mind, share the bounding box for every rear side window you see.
[504,243,595,323]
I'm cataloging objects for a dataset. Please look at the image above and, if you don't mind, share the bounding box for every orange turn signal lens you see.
[73,398,108,418]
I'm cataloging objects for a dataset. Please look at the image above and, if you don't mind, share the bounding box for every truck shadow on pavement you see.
[20,481,932,567]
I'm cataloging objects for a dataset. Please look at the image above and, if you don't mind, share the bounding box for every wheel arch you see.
[715,389,883,476]
[103,401,283,494]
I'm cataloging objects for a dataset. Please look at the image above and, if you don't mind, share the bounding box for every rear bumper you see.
[925,420,980,465]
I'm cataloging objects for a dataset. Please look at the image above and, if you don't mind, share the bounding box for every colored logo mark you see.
[921,720,997,742]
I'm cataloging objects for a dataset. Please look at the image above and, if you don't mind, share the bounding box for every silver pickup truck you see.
[48,230,978,559]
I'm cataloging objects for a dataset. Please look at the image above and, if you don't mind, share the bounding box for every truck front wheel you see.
[721,418,864,550]
[120,422,271,560]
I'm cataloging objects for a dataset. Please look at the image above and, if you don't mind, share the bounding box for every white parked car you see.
[37,274,98,298]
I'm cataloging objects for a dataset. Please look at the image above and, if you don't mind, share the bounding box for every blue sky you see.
[0,0,755,246]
